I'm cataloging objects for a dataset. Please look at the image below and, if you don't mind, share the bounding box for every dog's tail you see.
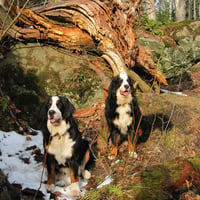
[137,113,173,144]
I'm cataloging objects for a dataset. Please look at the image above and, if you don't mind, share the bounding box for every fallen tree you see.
[0,0,168,132]
[0,0,168,88]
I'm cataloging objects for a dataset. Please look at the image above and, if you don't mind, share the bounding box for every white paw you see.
[46,183,55,192]
[129,151,137,158]
[71,182,81,197]
[82,170,91,180]
[108,155,115,160]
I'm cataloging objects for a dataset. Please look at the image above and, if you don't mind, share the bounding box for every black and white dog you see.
[105,73,172,160]
[40,96,94,196]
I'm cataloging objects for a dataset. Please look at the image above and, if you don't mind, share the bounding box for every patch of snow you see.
[0,130,87,200]
[97,175,113,189]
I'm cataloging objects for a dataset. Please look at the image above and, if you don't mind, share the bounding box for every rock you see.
[137,21,200,81]
[0,43,107,128]
[0,170,20,200]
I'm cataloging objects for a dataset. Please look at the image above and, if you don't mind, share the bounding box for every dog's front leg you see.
[128,133,137,158]
[69,166,80,197]
[46,159,56,192]
[108,133,121,160]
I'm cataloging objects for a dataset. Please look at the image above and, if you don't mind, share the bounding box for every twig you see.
[0,0,30,41]
[33,133,52,200]
[0,0,15,38]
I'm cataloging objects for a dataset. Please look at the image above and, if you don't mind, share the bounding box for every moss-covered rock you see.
[0,43,107,128]
[137,21,200,82]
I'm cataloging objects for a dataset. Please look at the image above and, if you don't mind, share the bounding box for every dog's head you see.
[108,73,134,105]
[40,96,75,126]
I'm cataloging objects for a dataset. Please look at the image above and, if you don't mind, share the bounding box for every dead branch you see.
[2,0,168,86]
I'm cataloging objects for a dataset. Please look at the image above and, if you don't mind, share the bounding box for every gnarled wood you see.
[1,0,168,87]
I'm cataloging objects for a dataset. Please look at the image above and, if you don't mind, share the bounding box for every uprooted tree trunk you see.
[0,0,167,133]
[0,0,168,86]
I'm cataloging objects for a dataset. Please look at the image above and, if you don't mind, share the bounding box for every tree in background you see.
[174,0,186,21]
[144,0,156,20]
[144,0,199,23]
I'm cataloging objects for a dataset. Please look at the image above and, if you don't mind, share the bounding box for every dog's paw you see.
[71,182,81,197]
[129,151,137,158]
[82,170,91,180]
[108,155,116,160]
[46,183,55,192]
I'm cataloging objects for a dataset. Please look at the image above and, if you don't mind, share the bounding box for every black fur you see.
[40,96,94,193]
[105,74,173,154]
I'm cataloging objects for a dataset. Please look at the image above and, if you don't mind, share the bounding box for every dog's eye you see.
[56,101,59,104]
[49,100,52,104]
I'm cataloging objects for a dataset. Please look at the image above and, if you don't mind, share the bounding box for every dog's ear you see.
[60,97,75,119]
[128,75,136,94]
[108,76,118,100]
[40,96,50,123]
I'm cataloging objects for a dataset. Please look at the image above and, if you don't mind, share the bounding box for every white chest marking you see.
[113,104,132,135]
[47,120,70,137]
[48,132,75,165]
[116,91,132,105]
[47,120,75,165]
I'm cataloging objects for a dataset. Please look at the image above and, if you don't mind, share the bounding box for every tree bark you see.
[175,0,186,21]
[193,0,197,19]
[0,0,168,88]
[169,0,173,21]
[144,0,156,20]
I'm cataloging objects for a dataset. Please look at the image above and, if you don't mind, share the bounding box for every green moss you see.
[136,166,171,200]
[188,157,200,172]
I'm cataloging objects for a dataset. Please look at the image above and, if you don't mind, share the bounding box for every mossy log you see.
[137,157,200,199]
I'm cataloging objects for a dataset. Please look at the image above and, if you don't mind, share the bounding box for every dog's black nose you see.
[48,110,55,116]
[124,84,130,89]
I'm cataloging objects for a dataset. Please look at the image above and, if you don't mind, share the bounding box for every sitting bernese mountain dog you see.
[40,96,94,196]
[105,73,172,160]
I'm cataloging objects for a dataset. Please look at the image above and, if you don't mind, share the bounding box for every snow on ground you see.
[0,130,87,200]
[0,130,113,199]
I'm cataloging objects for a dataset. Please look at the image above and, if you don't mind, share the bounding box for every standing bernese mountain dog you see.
[40,96,94,196]
[105,73,172,160]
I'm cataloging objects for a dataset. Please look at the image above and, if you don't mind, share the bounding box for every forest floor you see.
[0,63,200,200]
[82,62,200,200]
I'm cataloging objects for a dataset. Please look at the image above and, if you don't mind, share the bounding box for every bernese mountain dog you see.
[105,73,172,160]
[40,96,94,196]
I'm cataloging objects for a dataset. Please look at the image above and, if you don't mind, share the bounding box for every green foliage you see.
[106,185,122,195]
[163,130,176,148]
[138,16,165,36]
[84,190,100,200]
[156,4,172,24]
[2,96,8,112]
[188,157,200,172]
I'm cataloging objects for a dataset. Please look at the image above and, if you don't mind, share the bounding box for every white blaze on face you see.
[48,96,62,123]
[116,73,132,105]
[119,73,130,96]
